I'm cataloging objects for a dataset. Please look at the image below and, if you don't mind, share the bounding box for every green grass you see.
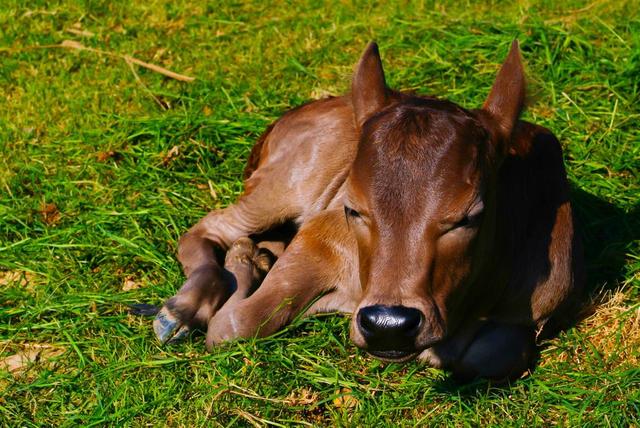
[1,0,639,426]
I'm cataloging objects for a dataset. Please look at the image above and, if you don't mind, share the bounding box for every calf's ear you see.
[352,42,389,128]
[483,40,526,142]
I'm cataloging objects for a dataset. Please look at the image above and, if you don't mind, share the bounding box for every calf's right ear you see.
[351,42,389,128]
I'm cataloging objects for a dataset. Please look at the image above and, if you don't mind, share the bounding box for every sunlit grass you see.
[0,0,638,426]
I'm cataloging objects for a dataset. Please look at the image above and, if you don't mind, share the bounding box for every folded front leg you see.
[154,186,297,344]
[206,209,357,350]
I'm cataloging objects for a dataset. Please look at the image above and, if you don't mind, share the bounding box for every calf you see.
[153,41,583,381]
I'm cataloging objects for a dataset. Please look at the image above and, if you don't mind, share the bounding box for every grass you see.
[0,0,639,426]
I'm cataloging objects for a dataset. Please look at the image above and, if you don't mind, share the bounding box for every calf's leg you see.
[154,192,296,344]
[205,209,358,349]
[223,237,277,306]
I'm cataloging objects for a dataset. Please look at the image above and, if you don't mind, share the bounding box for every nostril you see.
[357,305,423,338]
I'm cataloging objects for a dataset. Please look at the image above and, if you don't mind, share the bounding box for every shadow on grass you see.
[571,186,639,297]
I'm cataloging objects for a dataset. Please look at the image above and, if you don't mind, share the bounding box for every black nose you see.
[357,305,423,352]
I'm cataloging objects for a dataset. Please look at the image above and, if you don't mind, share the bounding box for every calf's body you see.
[153,42,583,381]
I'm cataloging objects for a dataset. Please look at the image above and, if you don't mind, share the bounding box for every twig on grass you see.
[1,40,195,109]
[0,40,195,82]
[65,28,95,37]
[58,40,195,81]
[123,54,194,82]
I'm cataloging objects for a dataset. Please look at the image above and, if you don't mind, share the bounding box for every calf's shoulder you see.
[494,120,584,327]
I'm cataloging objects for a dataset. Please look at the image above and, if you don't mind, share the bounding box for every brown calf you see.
[153,41,584,381]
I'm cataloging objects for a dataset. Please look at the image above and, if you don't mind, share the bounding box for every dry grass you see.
[576,288,639,368]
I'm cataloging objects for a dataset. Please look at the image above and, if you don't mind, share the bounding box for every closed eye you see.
[344,205,361,219]
[451,211,483,230]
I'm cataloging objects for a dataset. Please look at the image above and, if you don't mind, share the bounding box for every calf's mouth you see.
[366,349,419,363]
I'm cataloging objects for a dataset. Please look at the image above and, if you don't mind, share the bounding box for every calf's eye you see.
[452,211,483,230]
[454,216,471,228]
[344,206,361,219]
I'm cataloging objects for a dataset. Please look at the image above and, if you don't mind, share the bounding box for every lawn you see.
[1,0,639,426]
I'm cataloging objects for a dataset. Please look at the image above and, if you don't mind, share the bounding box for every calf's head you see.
[345,42,526,361]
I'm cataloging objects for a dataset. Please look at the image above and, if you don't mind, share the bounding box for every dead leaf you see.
[60,39,85,50]
[0,270,34,288]
[207,180,217,200]
[111,24,127,34]
[39,202,60,225]
[333,388,358,409]
[287,388,319,406]
[162,145,180,165]
[1,349,40,374]
[96,150,122,162]
[0,344,65,377]
[122,277,140,291]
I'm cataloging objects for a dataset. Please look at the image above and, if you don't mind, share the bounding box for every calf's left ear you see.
[483,40,526,142]
[351,42,389,128]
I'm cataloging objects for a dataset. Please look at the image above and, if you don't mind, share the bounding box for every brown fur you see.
[243,123,274,182]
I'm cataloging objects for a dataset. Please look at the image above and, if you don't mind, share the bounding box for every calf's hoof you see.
[153,266,227,345]
[153,305,192,345]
